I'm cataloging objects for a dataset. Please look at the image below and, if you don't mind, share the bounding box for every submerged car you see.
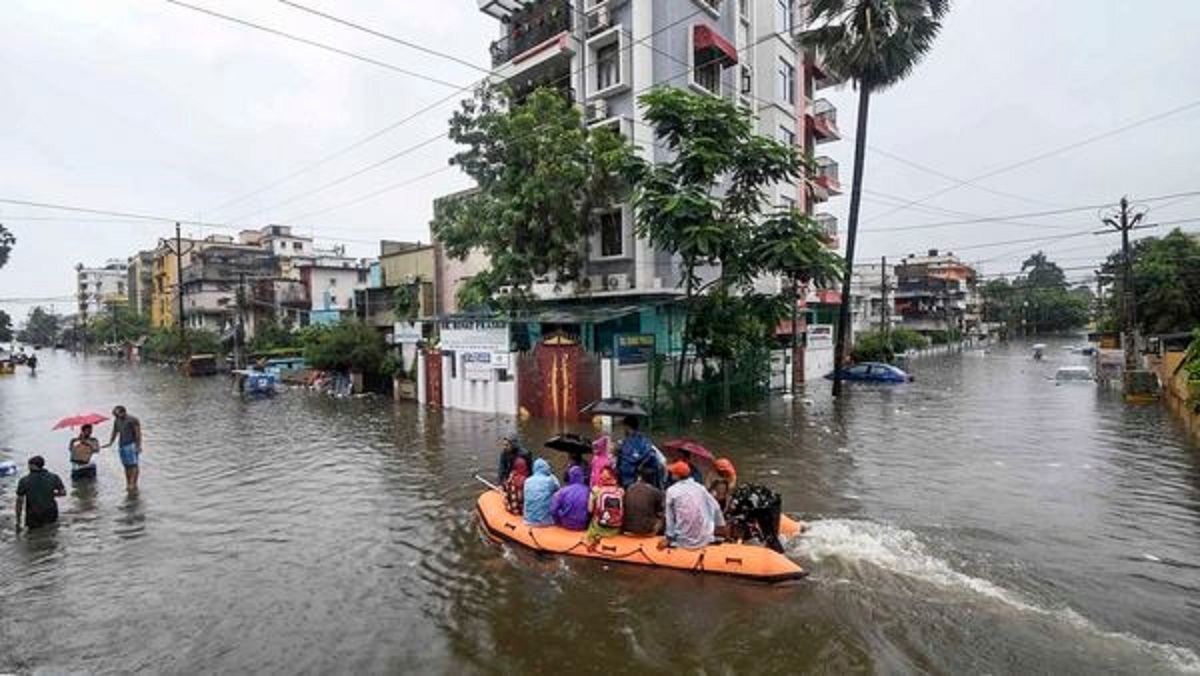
[825,362,913,383]
[1055,366,1093,383]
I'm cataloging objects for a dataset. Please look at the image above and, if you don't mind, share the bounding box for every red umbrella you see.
[661,439,716,464]
[52,413,109,430]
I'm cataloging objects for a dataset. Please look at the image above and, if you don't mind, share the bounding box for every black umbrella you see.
[544,433,593,455]
[580,397,648,418]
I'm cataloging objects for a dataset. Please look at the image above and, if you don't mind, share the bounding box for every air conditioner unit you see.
[581,275,605,292]
[586,7,611,34]
[605,273,629,290]
[586,99,609,121]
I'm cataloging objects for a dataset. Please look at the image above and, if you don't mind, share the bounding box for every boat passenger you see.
[622,463,665,536]
[665,450,703,488]
[550,465,590,531]
[708,458,737,513]
[498,434,533,484]
[586,466,624,547]
[522,458,559,527]
[588,435,613,487]
[562,450,589,486]
[660,461,725,550]
[727,483,785,553]
[503,457,529,516]
[68,424,100,482]
[616,416,657,488]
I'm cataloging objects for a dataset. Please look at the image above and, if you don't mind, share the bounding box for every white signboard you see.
[393,321,424,345]
[807,324,834,348]
[439,321,510,353]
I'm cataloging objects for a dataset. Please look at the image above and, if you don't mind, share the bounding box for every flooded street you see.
[2,342,1198,674]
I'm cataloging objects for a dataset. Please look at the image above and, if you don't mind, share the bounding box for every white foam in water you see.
[795,519,1200,673]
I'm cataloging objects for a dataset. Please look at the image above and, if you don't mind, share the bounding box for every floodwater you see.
[1,342,1198,674]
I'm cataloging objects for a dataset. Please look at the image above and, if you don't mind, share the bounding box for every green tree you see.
[1101,229,1200,335]
[432,86,633,310]
[801,0,949,396]
[0,310,12,343]
[0,224,14,269]
[87,303,150,344]
[17,306,60,345]
[248,317,298,354]
[1020,251,1067,290]
[752,211,845,392]
[142,328,222,358]
[980,278,1014,328]
[301,322,385,374]
[626,87,807,385]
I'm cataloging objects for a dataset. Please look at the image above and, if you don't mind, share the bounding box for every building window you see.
[329,278,337,287]
[293,242,302,251]
[694,58,721,95]
[780,195,797,211]
[776,0,794,33]
[778,125,796,146]
[595,42,619,91]
[738,0,750,21]
[777,57,795,104]
[740,65,753,95]
[357,269,368,284]
[599,211,624,258]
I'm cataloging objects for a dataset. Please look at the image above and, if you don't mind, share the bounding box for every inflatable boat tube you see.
[477,490,806,583]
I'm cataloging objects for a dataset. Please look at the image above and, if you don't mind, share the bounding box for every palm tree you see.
[801,0,949,397]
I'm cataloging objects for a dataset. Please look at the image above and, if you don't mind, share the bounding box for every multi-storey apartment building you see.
[894,249,981,337]
[75,259,129,319]
[475,0,841,304]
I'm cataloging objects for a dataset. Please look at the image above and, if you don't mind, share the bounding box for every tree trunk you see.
[790,272,799,396]
[676,259,694,388]
[832,84,872,398]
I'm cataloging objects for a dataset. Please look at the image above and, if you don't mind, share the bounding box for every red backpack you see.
[596,487,624,529]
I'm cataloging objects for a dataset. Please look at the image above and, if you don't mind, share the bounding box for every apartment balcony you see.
[478,0,526,20]
[808,99,840,143]
[489,0,572,68]
[811,58,843,90]
[811,156,842,201]
[815,212,838,245]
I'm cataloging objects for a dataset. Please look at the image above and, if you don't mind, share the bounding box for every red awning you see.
[816,289,842,305]
[693,24,738,67]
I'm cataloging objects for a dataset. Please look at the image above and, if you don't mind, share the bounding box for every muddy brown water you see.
[1,342,1198,674]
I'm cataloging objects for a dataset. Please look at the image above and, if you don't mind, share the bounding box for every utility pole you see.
[1101,197,1147,382]
[234,272,247,370]
[879,256,889,344]
[175,222,186,339]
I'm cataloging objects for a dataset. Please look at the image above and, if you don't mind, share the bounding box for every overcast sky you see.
[2,0,1198,321]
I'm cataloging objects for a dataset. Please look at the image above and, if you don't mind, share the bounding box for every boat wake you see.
[792,518,1200,674]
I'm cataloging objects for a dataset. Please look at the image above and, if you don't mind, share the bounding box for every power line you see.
[285,165,456,223]
[859,96,1200,225]
[160,0,463,88]
[276,0,491,75]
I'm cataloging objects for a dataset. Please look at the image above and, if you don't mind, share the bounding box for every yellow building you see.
[150,246,178,329]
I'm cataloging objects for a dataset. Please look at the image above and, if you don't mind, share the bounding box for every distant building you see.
[75,259,128,319]
[848,261,897,339]
[126,250,156,318]
[356,242,435,332]
[893,250,981,337]
[298,253,372,325]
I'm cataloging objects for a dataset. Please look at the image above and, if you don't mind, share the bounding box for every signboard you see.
[807,324,834,349]
[615,333,656,365]
[392,321,424,345]
[441,321,510,379]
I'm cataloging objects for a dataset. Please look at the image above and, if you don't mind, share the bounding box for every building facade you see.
[848,261,896,339]
[127,250,156,319]
[75,259,129,319]
[476,0,842,300]
[893,250,981,337]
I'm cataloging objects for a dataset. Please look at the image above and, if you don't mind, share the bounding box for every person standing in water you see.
[68,423,100,481]
[14,456,66,530]
[103,406,143,492]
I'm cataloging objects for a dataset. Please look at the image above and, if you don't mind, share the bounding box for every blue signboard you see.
[615,334,656,365]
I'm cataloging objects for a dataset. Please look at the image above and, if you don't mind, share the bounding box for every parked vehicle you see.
[1055,366,1093,383]
[824,362,912,383]
[181,354,219,377]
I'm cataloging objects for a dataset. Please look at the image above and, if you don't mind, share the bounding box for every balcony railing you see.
[815,212,838,242]
[809,99,840,142]
[812,156,842,198]
[490,0,572,66]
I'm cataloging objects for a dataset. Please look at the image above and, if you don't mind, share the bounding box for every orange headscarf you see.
[668,460,692,479]
[714,458,737,481]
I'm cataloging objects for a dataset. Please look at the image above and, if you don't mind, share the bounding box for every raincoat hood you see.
[533,458,552,476]
[567,465,586,485]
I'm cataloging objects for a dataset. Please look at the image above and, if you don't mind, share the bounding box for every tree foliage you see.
[1099,229,1200,335]
[432,86,634,309]
[300,321,385,374]
[627,88,835,383]
[0,310,12,343]
[0,224,14,269]
[249,317,298,354]
[852,327,929,362]
[16,306,60,346]
[87,304,150,344]
[142,328,222,358]
[980,252,1090,334]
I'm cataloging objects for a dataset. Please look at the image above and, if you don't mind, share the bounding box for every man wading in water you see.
[103,405,143,492]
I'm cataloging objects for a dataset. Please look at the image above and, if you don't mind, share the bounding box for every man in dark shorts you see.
[104,405,143,492]
[14,456,66,530]
[621,463,665,536]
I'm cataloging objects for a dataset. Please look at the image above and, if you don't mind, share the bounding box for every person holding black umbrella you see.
[497,434,532,484]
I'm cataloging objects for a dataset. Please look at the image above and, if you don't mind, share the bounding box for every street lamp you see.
[1022,300,1030,338]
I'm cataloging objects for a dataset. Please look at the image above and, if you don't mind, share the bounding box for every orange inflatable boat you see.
[476,490,807,582]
